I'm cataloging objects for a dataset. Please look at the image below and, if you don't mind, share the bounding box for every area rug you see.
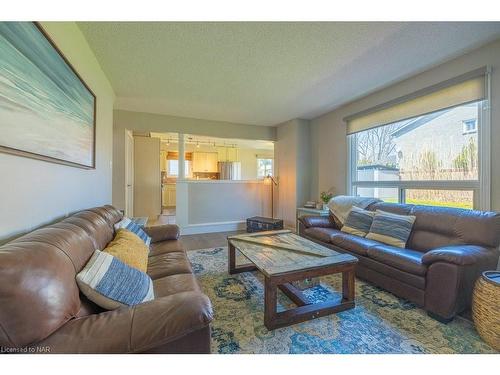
[187,247,496,354]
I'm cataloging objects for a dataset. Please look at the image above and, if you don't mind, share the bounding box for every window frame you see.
[257,158,274,178]
[347,71,491,211]
[462,119,477,134]
[167,159,192,178]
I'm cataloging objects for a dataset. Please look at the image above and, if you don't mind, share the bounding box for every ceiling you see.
[78,22,500,126]
[149,132,274,150]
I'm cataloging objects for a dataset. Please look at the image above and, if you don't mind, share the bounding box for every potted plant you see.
[320,191,333,210]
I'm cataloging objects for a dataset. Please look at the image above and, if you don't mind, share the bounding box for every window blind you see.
[166,151,192,161]
[345,67,487,135]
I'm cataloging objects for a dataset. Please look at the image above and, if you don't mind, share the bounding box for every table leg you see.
[342,268,355,302]
[228,242,236,274]
[227,242,258,275]
[264,277,277,329]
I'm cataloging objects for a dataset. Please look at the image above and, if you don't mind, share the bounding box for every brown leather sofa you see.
[0,205,213,353]
[298,202,500,322]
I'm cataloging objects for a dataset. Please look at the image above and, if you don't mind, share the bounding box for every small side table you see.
[472,271,500,350]
[296,207,329,232]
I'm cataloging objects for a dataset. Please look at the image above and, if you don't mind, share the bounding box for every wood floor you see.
[180,230,245,251]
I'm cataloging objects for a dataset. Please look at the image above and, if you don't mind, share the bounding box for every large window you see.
[257,158,273,178]
[348,98,488,210]
[167,160,192,177]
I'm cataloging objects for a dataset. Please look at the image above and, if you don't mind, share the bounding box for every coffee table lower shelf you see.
[228,242,356,330]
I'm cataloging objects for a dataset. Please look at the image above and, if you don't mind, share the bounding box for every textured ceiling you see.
[78,22,500,126]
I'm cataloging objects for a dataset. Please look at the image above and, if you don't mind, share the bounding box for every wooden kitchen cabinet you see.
[215,147,239,162]
[160,151,167,172]
[162,184,176,207]
[226,148,239,162]
[193,152,218,172]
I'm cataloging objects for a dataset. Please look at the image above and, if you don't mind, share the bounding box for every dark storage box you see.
[246,216,284,233]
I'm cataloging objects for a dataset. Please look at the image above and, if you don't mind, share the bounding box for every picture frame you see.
[0,22,96,169]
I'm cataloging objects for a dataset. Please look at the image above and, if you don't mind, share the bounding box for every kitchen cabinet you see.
[162,184,176,207]
[193,152,218,172]
[160,151,167,172]
[215,147,239,162]
[226,148,239,162]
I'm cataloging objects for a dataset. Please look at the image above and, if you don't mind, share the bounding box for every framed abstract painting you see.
[0,22,96,169]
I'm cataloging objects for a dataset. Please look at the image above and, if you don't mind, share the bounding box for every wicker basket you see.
[472,271,500,351]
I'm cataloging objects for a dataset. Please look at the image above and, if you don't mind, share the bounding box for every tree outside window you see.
[257,158,273,178]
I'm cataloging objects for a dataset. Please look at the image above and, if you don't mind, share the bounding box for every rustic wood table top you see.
[227,230,357,277]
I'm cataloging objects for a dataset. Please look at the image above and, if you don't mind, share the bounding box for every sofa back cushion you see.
[0,239,81,348]
[0,205,123,348]
[368,202,500,252]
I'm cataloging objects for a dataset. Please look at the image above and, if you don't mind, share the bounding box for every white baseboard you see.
[179,220,246,235]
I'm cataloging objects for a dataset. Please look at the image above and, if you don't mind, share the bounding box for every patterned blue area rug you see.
[187,247,496,354]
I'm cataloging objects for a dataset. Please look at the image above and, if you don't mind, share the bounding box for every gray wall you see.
[275,119,311,227]
[310,38,500,211]
[0,22,115,244]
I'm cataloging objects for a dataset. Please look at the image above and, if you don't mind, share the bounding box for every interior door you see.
[124,130,134,217]
[134,136,161,217]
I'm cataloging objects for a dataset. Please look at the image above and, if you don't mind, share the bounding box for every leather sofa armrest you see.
[422,245,496,266]
[143,224,180,243]
[299,215,335,229]
[31,291,213,353]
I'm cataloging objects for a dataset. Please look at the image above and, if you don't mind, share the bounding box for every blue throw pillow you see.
[114,217,151,248]
[76,250,154,310]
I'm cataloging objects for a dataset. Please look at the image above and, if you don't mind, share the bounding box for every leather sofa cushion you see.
[303,227,338,243]
[147,252,193,279]
[31,291,213,353]
[366,245,427,276]
[358,256,426,290]
[330,232,380,256]
[149,240,185,257]
[154,274,200,298]
[87,206,123,228]
[0,241,80,348]
[11,224,95,272]
[63,212,113,252]
[144,224,180,243]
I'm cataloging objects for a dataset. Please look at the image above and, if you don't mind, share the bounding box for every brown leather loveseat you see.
[0,205,213,353]
[298,202,500,322]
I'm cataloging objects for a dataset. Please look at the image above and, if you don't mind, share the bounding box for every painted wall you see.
[310,38,500,211]
[275,119,311,228]
[0,22,115,244]
[113,109,276,209]
[186,181,270,224]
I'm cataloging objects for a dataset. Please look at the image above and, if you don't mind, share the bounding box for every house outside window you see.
[257,158,273,178]
[347,97,488,210]
[462,119,477,134]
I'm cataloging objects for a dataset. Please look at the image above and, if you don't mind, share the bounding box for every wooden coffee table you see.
[227,230,358,330]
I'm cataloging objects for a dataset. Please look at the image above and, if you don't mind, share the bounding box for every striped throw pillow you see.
[341,206,375,237]
[366,210,416,248]
[76,250,154,310]
[114,217,151,248]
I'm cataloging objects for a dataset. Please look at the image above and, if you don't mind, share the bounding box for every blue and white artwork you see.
[0,22,95,168]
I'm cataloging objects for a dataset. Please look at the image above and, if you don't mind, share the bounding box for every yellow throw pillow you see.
[103,229,149,272]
